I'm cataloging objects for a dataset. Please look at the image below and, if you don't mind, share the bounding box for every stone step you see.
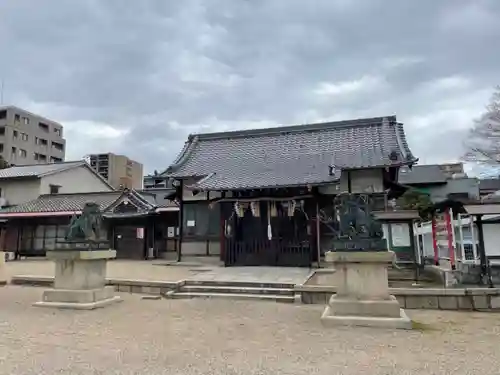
[10,275,54,286]
[165,291,295,303]
[183,280,295,289]
[388,269,434,282]
[180,285,295,296]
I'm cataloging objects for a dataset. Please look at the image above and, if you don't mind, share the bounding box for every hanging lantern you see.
[288,200,297,217]
[270,202,278,217]
[225,221,232,237]
[267,202,273,240]
[234,202,250,217]
[250,201,260,217]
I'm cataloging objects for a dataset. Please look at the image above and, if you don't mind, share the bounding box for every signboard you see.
[391,223,410,247]
[136,228,144,239]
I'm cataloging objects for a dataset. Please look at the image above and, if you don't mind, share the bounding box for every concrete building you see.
[398,163,479,202]
[0,106,66,166]
[88,153,143,190]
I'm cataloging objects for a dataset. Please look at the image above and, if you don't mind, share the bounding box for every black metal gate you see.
[222,200,313,267]
[224,238,311,266]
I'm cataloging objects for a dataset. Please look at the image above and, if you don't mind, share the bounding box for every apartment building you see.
[0,106,66,166]
[88,153,143,190]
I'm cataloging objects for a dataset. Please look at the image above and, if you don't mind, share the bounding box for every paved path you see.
[1,285,499,375]
[5,260,312,284]
[189,266,311,284]
[5,259,199,282]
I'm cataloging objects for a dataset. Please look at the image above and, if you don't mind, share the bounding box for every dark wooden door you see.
[114,226,145,260]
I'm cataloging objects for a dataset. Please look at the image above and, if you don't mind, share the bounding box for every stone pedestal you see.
[0,251,7,286]
[321,251,412,330]
[34,250,122,310]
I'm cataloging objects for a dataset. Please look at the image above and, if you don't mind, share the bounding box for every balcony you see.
[51,141,64,152]
[38,122,49,132]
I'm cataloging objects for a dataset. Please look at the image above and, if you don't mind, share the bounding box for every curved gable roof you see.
[165,116,417,190]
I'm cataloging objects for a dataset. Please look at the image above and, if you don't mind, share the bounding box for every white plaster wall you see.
[349,169,385,193]
[318,169,384,195]
[40,165,113,194]
[0,179,40,205]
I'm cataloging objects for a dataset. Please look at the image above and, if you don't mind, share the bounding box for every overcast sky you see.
[0,0,499,174]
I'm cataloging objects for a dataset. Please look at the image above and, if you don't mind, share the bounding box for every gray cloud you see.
[0,0,499,173]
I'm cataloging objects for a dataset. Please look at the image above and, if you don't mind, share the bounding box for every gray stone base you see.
[321,306,412,330]
[327,296,402,318]
[34,286,122,310]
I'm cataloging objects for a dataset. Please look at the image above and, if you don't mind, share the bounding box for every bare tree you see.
[463,86,500,165]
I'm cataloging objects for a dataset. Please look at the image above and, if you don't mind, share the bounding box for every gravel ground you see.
[1,286,500,375]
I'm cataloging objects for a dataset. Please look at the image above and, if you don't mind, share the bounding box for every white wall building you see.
[0,161,114,207]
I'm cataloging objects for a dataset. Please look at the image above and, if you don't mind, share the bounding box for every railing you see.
[224,238,311,267]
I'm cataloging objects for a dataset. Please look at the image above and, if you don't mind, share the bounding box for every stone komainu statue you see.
[65,202,104,243]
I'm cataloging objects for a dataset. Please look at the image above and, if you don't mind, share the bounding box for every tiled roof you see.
[0,161,85,180]
[479,178,500,191]
[0,191,122,213]
[0,189,179,216]
[165,116,417,190]
[398,165,447,185]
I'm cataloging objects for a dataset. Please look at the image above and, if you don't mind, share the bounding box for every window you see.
[0,110,6,119]
[54,128,62,136]
[21,133,28,141]
[50,156,63,163]
[0,144,3,153]
[19,149,27,158]
[14,114,20,123]
[38,154,47,162]
[11,147,16,157]
[182,202,220,238]
[36,137,48,146]
[38,122,49,132]
[12,130,18,139]
[0,127,5,135]
[22,117,30,125]
[49,184,60,194]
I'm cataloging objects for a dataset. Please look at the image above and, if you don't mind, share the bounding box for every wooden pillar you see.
[316,201,321,268]
[409,220,419,282]
[476,215,487,272]
[177,180,183,262]
[431,217,439,265]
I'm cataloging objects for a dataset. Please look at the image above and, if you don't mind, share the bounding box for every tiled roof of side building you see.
[0,189,179,216]
[164,116,417,190]
[0,161,85,179]
[479,178,500,191]
[0,191,122,214]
